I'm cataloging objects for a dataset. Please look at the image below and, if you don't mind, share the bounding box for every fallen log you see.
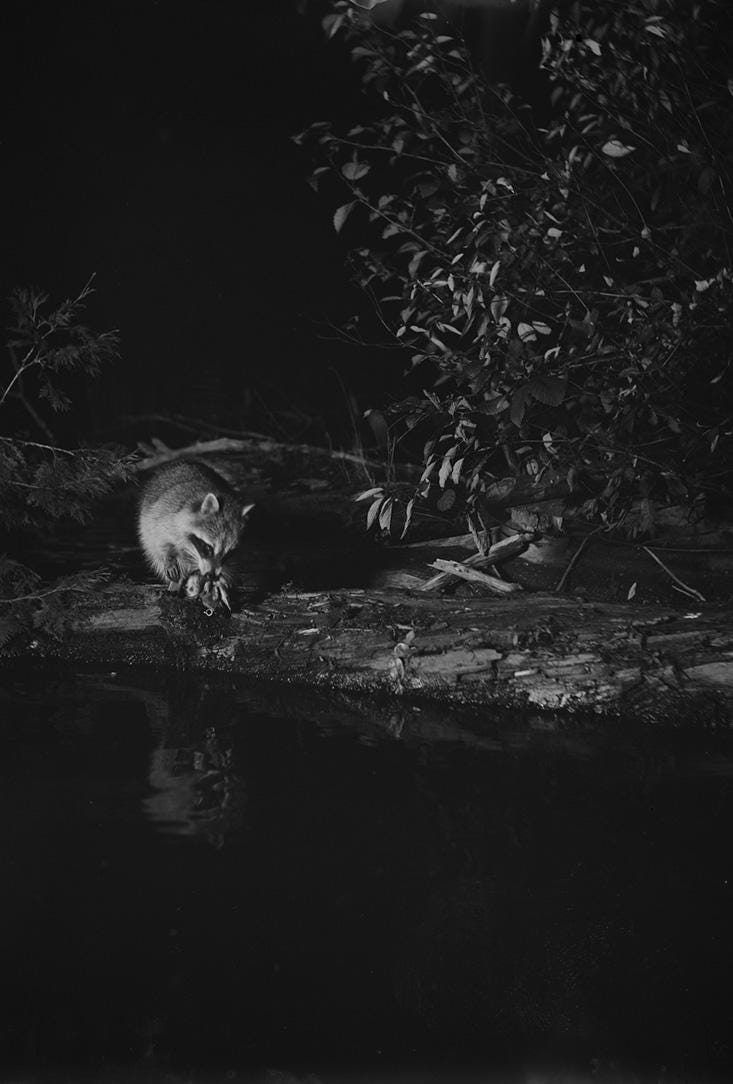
[3,581,732,724]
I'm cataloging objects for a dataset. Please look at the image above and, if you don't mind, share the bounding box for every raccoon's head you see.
[185,494,254,577]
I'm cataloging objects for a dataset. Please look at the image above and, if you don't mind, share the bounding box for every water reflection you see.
[0,668,731,1083]
[146,728,245,846]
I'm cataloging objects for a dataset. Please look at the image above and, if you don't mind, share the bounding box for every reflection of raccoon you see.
[138,461,253,598]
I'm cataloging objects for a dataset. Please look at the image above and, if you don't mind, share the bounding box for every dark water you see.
[1,670,731,1084]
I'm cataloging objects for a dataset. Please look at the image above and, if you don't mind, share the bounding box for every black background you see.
[4,0,395,446]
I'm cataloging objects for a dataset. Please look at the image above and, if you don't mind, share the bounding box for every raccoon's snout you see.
[196,555,218,577]
[187,544,223,579]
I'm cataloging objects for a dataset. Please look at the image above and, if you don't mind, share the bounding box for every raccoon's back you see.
[138,460,235,518]
[137,460,239,575]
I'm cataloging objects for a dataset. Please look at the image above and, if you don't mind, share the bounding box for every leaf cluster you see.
[4,278,119,424]
[0,440,133,531]
[0,564,113,649]
[301,0,733,536]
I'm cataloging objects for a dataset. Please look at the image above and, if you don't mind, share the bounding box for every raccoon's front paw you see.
[165,564,184,592]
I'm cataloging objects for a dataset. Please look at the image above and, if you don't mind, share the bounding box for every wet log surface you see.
[3,437,733,723]
[5,579,732,723]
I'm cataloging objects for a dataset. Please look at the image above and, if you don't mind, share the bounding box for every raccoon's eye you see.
[189,534,213,557]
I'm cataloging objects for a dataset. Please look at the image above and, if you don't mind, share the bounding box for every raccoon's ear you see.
[200,492,220,516]
[241,502,255,520]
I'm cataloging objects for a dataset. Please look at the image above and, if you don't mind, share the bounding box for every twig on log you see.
[421,534,532,592]
[427,559,523,595]
[642,546,706,602]
[555,526,605,593]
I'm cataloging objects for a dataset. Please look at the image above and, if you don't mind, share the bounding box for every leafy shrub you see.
[300,0,733,537]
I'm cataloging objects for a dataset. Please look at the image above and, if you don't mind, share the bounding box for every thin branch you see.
[14,385,56,442]
[555,526,606,593]
[132,435,396,476]
[346,182,448,260]
[0,348,39,408]
[329,136,448,169]
[0,576,104,604]
[642,546,706,603]
[0,436,78,455]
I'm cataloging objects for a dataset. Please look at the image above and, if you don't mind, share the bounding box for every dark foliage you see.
[1,280,132,596]
[300,0,733,538]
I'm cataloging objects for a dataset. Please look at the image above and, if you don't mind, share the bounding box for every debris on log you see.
[420,533,533,592]
[6,435,733,726]
[426,560,522,595]
[3,581,731,724]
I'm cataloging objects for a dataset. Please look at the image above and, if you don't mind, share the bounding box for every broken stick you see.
[426,559,523,595]
[421,534,532,592]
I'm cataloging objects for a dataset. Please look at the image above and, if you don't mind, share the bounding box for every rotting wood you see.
[4,582,732,724]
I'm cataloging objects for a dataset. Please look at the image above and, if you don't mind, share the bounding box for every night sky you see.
[4,1,392,446]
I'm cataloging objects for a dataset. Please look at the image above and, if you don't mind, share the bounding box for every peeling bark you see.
[6,582,732,724]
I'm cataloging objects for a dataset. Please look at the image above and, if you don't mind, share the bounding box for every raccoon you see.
[137,461,253,601]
